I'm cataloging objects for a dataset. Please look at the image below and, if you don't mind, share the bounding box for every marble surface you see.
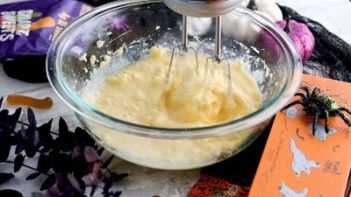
[0,0,351,196]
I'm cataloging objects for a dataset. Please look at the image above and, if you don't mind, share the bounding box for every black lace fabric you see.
[279,5,351,82]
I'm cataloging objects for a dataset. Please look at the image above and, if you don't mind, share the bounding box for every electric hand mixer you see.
[164,0,242,59]
[163,0,243,96]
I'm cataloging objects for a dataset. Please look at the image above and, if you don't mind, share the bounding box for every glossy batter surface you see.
[86,46,262,128]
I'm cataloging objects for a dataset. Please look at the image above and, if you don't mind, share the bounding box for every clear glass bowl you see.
[47,0,302,170]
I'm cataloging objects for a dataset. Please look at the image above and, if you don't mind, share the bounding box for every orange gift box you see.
[249,74,351,197]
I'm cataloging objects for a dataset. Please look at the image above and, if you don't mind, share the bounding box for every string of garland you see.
[0,97,127,197]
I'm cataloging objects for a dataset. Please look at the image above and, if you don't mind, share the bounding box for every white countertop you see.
[0,0,351,196]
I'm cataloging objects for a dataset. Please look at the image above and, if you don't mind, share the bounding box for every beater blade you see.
[165,15,199,85]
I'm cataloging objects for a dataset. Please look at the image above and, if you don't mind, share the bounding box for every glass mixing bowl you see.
[47,0,302,170]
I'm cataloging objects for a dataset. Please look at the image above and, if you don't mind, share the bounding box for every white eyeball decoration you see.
[187,17,212,37]
[222,0,283,43]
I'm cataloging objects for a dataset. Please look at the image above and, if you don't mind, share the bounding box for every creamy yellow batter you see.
[82,46,265,169]
[86,46,262,128]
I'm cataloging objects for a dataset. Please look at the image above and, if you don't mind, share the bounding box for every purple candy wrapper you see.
[0,0,93,60]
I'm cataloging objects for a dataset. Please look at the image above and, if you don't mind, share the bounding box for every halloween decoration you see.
[279,5,351,82]
[222,10,261,43]
[257,16,315,62]
[277,17,315,61]
[187,17,212,36]
[188,175,250,197]
[0,99,128,196]
[6,95,53,109]
[283,86,351,135]
[247,0,283,22]
[222,0,283,43]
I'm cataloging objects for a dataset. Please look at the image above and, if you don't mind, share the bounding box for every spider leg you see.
[338,107,351,116]
[311,87,320,97]
[282,100,303,111]
[295,93,306,99]
[312,114,319,136]
[335,110,351,127]
[324,110,330,134]
[302,86,310,97]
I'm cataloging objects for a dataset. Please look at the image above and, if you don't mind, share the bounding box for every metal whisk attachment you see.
[165,15,199,85]
[165,15,234,99]
[163,0,245,109]
[210,16,234,106]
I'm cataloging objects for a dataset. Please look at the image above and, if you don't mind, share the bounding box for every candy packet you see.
[1,0,93,82]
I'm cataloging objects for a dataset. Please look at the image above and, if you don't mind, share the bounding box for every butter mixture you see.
[82,46,265,169]
[86,47,262,128]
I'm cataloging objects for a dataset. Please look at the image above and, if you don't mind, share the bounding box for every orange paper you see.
[188,175,250,197]
[249,75,351,197]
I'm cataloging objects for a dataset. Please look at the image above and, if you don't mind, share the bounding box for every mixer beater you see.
[164,0,243,100]
[164,0,243,61]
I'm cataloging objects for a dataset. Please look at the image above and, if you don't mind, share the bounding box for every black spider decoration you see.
[283,86,351,135]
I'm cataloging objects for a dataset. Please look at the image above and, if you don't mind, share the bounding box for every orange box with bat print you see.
[249,74,351,197]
